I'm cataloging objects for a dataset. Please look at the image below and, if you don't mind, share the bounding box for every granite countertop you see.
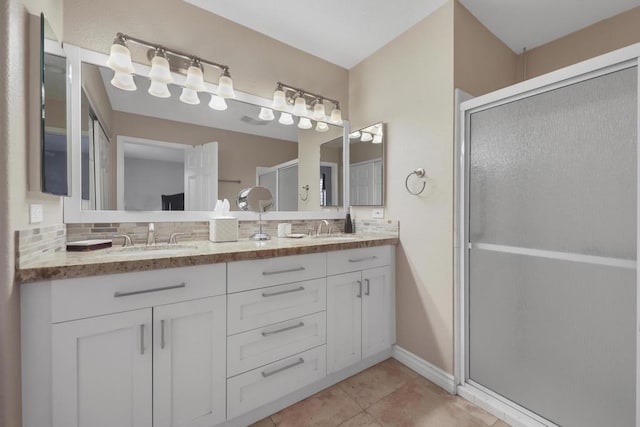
[16,233,399,284]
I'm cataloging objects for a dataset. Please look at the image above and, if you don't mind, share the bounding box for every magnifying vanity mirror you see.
[237,186,274,240]
[349,122,384,206]
[64,46,350,222]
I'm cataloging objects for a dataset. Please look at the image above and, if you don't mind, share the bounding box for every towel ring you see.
[299,185,310,201]
[405,168,426,195]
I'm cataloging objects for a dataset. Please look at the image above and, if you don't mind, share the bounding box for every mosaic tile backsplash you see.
[17,218,398,263]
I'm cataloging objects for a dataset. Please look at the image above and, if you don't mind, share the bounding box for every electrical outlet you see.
[372,208,384,219]
[29,204,43,224]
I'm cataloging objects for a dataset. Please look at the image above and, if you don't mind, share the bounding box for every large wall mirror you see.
[41,14,69,196]
[64,46,348,221]
[349,123,384,206]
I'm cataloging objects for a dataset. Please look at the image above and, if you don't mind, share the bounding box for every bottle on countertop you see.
[344,206,353,234]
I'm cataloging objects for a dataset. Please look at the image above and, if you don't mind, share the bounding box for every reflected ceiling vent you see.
[240,116,268,126]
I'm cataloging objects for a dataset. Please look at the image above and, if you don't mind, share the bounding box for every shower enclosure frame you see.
[456,44,640,427]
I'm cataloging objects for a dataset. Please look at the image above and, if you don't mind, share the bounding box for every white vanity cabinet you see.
[326,246,393,374]
[22,264,227,427]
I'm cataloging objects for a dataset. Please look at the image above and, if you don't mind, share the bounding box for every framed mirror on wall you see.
[63,45,350,222]
[349,123,384,206]
[40,14,69,196]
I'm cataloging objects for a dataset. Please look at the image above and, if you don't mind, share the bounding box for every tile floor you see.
[250,358,510,427]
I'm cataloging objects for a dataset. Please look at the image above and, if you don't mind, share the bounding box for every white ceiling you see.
[459,0,640,52]
[185,0,640,66]
[184,0,449,69]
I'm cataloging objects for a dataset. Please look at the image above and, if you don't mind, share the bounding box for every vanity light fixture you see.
[259,107,275,121]
[271,82,342,124]
[361,132,373,142]
[349,131,361,139]
[298,117,312,129]
[209,94,228,111]
[316,121,329,132]
[372,134,383,144]
[106,32,236,105]
[279,112,294,125]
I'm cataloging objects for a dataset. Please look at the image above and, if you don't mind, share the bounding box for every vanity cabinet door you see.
[52,309,152,427]
[153,296,226,427]
[361,266,392,359]
[326,271,362,374]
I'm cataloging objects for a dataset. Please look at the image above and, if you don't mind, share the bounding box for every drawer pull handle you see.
[348,256,377,263]
[160,319,166,350]
[261,358,305,377]
[262,286,305,298]
[365,278,370,296]
[262,322,305,337]
[140,324,145,355]
[262,266,306,276]
[114,283,186,298]
[357,280,362,298]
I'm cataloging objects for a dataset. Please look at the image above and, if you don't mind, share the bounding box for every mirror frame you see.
[63,44,351,222]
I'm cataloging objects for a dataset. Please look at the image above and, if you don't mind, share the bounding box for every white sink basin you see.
[110,244,197,257]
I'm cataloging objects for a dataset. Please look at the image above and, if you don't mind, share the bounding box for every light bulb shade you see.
[179,87,200,105]
[259,107,275,121]
[298,117,312,129]
[361,132,373,142]
[208,94,227,111]
[106,43,135,73]
[185,65,206,91]
[149,55,173,84]
[110,71,137,91]
[279,112,294,125]
[372,134,383,144]
[292,97,308,116]
[315,121,329,132]
[216,75,236,99]
[330,107,342,124]
[312,102,326,120]
[272,90,287,110]
[349,131,361,139]
[148,80,171,98]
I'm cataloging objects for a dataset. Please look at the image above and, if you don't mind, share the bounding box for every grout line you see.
[336,411,367,426]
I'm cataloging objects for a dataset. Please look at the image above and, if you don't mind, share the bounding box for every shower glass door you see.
[466,66,638,426]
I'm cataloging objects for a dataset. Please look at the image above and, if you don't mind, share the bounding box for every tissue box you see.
[209,218,238,242]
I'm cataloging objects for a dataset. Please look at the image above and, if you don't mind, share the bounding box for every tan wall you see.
[1,1,64,426]
[350,1,455,372]
[63,0,348,111]
[350,141,383,164]
[454,1,518,95]
[82,63,113,136]
[112,111,298,205]
[518,6,640,80]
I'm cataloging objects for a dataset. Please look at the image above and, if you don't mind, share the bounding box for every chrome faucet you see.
[316,220,330,236]
[147,223,156,245]
[113,234,133,247]
[168,232,186,244]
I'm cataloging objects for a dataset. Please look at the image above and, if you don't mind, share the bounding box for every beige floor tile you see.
[250,417,276,427]
[492,420,511,427]
[272,385,362,427]
[339,412,382,426]
[367,377,494,427]
[339,358,418,408]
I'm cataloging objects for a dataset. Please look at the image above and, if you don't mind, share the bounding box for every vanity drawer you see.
[227,345,326,419]
[228,253,326,293]
[227,278,326,335]
[51,264,226,323]
[227,311,326,377]
[327,245,391,275]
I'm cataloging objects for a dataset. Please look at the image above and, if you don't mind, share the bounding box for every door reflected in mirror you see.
[78,62,344,212]
[349,123,384,206]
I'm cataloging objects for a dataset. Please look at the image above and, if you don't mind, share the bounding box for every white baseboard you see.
[391,345,456,394]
